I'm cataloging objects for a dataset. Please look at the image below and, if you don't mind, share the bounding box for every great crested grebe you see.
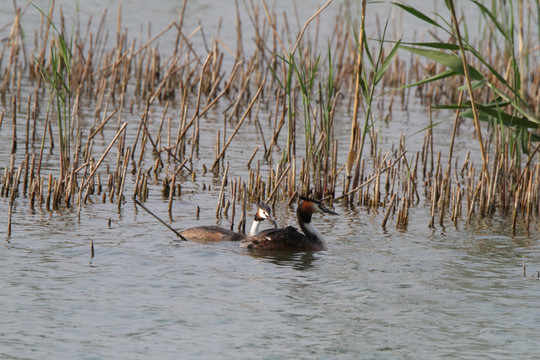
[240,196,338,251]
[179,203,277,242]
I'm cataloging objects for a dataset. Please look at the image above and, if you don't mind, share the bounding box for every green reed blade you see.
[399,45,484,81]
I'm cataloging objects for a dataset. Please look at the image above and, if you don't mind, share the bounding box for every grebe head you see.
[255,203,278,228]
[296,195,338,249]
[298,196,338,218]
[240,196,337,251]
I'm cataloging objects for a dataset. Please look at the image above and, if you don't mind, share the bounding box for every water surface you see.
[1,1,540,359]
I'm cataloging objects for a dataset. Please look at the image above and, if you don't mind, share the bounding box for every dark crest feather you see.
[258,203,271,212]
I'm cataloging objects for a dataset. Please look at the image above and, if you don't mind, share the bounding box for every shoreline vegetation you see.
[1,0,539,239]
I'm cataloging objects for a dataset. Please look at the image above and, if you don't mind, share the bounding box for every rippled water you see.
[2,1,540,359]
[2,197,539,359]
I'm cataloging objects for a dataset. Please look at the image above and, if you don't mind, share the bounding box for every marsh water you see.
[1,1,540,359]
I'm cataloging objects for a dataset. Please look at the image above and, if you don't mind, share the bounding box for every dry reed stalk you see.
[396,196,409,230]
[449,186,457,225]
[253,111,268,154]
[438,183,447,227]
[1,170,7,198]
[133,198,187,240]
[173,55,215,149]
[7,164,22,236]
[44,173,51,211]
[290,0,334,54]
[266,163,291,203]
[96,173,102,195]
[139,103,165,167]
[345,0,367,203]
[0,110,4,133]
[237,182,247,234]
[511,184,521,236]
[81,122,128,191]
[247,145,260,168]
[87,110,119,149]
[382,193,396,229]
[22,153,30,198]
[266,96,286,159]
[141,173,149,202]
[11,96,17,154]
[29,176,37,209]
[525,169,534,234]
[1,0,539,236]
[216,162,230,219]
[223,200,231,219]
[168,172,176,219]
[448,0,488,175]
[467,180,480,219]
[156,102,169,152]
[336,152,406,201]
[37,176,44,206]
[65,146,80,206]
[7,199,14,240]
[229,178,237,230]
[132,166,142,199]
[212,80,265,170]
[224,61,256,122]
[117,147,131,211]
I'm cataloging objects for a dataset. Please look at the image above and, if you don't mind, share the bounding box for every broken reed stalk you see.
[448,0,487,173]
[117,147,131,212]
[345,0,367,201]
[265,163,291,203]
[1,0,540,239]
[133,198,187,241]
[382,193,396,229]
[212,80,265,170]
[168,173,176,219]
[82,122,128,190]
[216,162,230,219]
[335,152,406,201]
[246,145,260,168]
[290,0,334,54]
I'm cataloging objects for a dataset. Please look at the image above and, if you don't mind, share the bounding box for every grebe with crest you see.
[240,196,338,251]
[179,203,277,242]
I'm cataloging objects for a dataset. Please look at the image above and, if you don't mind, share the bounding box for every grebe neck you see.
[248,219,262,237]
[297,207,327,249]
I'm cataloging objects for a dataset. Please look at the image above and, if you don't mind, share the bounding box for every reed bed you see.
[0,0,539,239]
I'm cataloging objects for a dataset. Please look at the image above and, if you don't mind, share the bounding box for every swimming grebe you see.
[179,203,277,242]
[240,196,338,251]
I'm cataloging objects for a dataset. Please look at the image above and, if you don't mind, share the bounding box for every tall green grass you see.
[266,0,338,190]
[394,0,539,165]
[33,4,74,181]
[270,50,322,161]
[345,0,401,200]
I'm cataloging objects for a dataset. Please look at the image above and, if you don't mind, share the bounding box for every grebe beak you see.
[299,195,339,216]
[258,203,279,228]
[318,203,338,215]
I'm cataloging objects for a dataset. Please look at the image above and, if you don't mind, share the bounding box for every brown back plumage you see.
[241,226,324,251]
[179,226,244,242]
[240,196,337,251]
[179,203,276,243]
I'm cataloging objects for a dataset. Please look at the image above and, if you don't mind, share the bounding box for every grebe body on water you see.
[179,203,277,242]
[240,196,337,251]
